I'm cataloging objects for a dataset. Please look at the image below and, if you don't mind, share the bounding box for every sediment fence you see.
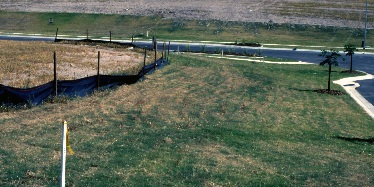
[0,37,169,106]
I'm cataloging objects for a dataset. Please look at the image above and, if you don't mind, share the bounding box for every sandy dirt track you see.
[0,0,372,28]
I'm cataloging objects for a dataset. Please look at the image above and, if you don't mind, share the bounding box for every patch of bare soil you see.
[0,0,372,28]
[55,45,143,79]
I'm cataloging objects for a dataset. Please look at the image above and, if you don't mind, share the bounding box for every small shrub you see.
[215,47,221,54]
[256,49,263,57]
[228,47,235,54]
[200,45,206,52]
[185,44,190,52]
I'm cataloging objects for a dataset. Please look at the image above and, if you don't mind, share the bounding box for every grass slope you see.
[0,11,372,50]
[0,53,373,186]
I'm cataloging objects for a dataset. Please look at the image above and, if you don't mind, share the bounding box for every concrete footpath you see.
[334,73,374,119]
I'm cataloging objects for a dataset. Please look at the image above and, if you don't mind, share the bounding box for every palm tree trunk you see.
[350,55,353,72]
[328,64,331,91]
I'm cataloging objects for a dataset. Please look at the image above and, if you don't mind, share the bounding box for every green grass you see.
[1,52,373,186]
[0,11,373,51]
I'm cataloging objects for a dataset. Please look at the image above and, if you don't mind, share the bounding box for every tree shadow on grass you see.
[335,136,374,144]
[341,70,362,74]
[289,88,315,92]
[289,88,345,95]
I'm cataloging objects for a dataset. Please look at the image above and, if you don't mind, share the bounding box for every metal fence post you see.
[54,51,57,97]
[97,51,100,89]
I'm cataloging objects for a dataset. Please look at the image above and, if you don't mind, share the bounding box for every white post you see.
[60,121,67,187]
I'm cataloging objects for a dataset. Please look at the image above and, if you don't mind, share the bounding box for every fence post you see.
[168,41,170,56]
[152,36,155,50]
[144,47,147,68]
[162,42,165,61]
[86,29,88,40]
[154,41,157,70]
[54,51,57,97]
[55,28,59,41]
[167,41,170,62]
[132,35,134,43]
[60,121,67,187]
[110,31,112,42]
[97,51,100,89]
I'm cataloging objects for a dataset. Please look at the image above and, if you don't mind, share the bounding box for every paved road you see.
[1,35,373,105]
[0,35,55,42]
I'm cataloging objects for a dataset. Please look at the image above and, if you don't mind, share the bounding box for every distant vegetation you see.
[0,11,372,50]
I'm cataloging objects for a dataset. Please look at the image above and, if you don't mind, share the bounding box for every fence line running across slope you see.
[0,39,169,106]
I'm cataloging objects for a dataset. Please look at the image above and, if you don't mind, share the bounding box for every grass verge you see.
[0,52,373,186]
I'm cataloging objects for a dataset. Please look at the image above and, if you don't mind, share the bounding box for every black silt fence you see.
[0,56,167,106]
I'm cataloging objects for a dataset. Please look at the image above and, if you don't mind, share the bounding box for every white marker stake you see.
[60,121,67,187]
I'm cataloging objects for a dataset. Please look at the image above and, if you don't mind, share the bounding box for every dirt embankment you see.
[0,0,372,28]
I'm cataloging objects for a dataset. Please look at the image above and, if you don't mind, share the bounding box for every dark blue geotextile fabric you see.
[0,81,54,106]
[57,76,98,98]
[0,58,168,106]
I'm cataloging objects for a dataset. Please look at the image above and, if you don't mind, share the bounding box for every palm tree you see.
[344,44,358,72]
[319,49,343,91]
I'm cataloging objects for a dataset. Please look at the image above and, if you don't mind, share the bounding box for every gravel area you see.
[0,0,372,28]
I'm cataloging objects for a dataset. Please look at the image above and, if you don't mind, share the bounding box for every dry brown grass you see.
[0,40,155,88]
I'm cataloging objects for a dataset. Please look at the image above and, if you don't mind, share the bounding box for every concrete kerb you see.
[333,72,374,119]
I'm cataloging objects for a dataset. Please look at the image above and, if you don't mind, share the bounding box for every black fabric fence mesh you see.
[0,56,167,106]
